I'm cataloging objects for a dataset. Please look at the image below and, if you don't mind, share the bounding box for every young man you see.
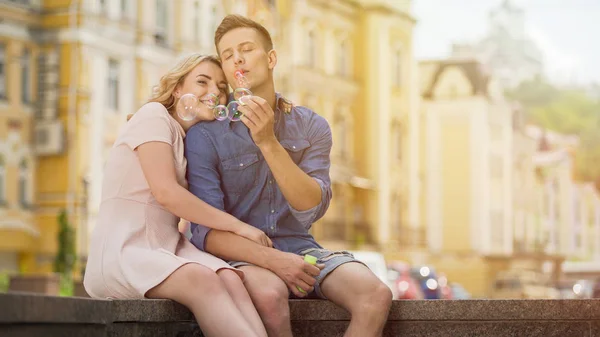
[185,15,392,337]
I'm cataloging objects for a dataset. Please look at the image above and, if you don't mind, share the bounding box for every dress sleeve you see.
[122,102,174,151]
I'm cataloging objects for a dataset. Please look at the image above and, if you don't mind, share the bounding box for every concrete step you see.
[1,292,599,336]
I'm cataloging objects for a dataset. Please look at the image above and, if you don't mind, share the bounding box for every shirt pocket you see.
[280,139,311,165]
[220,152,260,195]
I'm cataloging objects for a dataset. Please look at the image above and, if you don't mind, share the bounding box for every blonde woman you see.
[84,54,268,337]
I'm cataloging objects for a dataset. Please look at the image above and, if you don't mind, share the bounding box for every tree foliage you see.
[54,209,76,275]
[506,78,600,188]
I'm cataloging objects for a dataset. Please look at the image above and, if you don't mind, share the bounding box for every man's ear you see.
[173,83,182,99]
[267,49,277,70]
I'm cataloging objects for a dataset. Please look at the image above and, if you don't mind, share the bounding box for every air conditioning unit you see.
[34,120,65,156]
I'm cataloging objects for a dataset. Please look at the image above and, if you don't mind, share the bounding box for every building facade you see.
[0,0,41,273]
[418,58,535,297]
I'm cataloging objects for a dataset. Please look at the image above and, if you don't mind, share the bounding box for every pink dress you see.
[83,102,242,299]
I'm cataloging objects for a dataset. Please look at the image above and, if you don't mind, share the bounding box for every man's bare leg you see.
[320,262,393,337]
[238,265,294,337]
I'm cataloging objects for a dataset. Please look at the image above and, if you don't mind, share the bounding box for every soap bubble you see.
[214,105,228,121]
[201,93,219,109]
[227,101,243,122]
[176,93,199,121]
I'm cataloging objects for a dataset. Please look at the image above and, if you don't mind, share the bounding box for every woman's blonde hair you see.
[128,53,223,120]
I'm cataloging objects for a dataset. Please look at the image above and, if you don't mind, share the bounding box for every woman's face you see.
[173,61,228,123]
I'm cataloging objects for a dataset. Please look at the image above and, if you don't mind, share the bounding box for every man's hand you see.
[266,251,324,297]
[238,96,277,146]
[234,223,273,248]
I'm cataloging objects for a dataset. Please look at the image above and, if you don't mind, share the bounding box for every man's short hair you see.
[214,14,274,53]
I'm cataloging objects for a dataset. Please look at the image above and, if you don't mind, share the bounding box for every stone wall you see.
[1,292,599,336]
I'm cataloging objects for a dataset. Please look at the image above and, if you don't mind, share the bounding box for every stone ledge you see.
[2,292,600,337]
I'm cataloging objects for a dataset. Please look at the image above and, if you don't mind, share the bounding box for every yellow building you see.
[417,58,562,297]
[0,1,40,272]
[512,107,543,254]
[527,125,579,258]
[0,0,232,274]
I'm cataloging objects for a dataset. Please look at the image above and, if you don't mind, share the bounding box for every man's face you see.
[217,27,276,92]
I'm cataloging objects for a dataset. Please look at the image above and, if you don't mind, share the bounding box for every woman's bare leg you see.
[146,263,259,337]
[217,269,268,337]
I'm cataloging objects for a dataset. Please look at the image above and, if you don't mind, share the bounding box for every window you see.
[334,115,348,160]
[307,30,316,68]
[19,159,30,208]
[490,154,503,179]
[107,59,119,110]
[193,1,200,42]
[393,48,402,86]
[393,124,403,162]
[21,48,31,104]
[120,0,128,18]
[337,40,347,76]
[208,5,218,41]
[0,155,5,205]
[491,210,504,246]
[99,0,107,15]
[0,43,6,99]
[391,196,401,238]
[155,0,168,46]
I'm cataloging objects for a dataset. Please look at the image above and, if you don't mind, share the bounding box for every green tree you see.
[54,209,76,296]
[507,78,600,188]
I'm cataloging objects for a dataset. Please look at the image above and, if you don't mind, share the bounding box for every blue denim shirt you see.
[184,94,333,255]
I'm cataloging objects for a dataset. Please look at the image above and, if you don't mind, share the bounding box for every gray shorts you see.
[229,247,365,299]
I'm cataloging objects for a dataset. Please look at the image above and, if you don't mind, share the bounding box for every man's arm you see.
[205,230,322,297]
[238,97,333,222]
[261,110,333,227]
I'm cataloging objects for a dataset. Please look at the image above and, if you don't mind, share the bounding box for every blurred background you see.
[0,0,599,300]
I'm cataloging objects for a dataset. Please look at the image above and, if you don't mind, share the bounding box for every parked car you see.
[437,273,453,299]
[409,265,442,299]
[387,261,424,300]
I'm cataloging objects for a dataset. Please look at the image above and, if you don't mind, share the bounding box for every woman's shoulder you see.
[132,102,170,121]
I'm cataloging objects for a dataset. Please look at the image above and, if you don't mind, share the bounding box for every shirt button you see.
[269,180,273,184]
[239,163,244,167]
[292,146,296,149]
[271,210,275,213]
[270,226,275,230]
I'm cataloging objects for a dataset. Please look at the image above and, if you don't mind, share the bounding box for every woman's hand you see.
[235,224,273,247]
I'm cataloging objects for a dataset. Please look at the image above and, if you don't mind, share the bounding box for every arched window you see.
[337,40,348,76]
[19,159,29,208]
[393,123,403,162]
[393,47,402,86]
[334,114,349,160]
[307,30,316,68]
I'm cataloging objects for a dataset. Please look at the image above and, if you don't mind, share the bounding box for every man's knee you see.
[243,267,290,325]
[358,282,393,315]
[252,279,289,314]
